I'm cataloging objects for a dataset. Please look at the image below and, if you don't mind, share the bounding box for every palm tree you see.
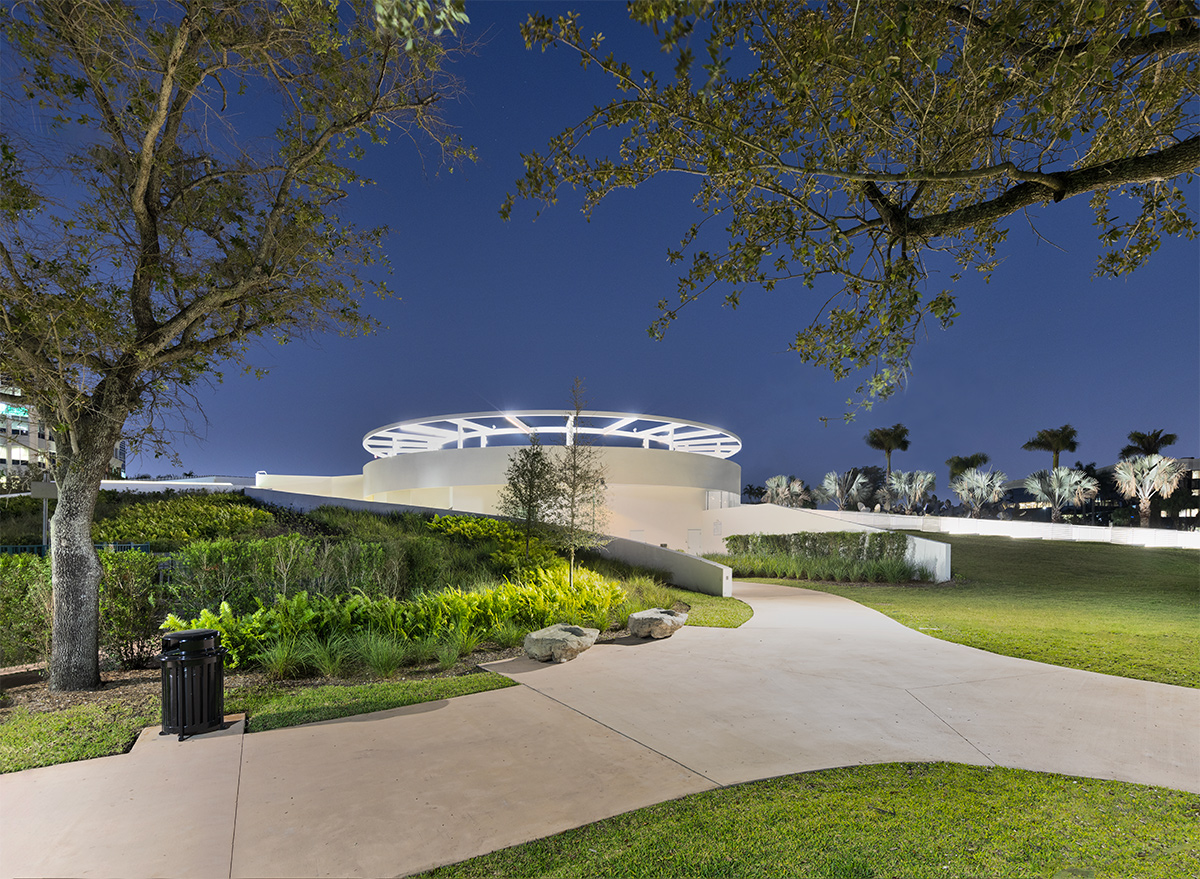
[1119,429,1178,461]
[816,470,870,511]
[946,452,990,483]
[949,468,1008,518]
[865,423,910,476]
[1112,454,1187,528]
[1023,467,1099,523]
[1022,424,1079,470]
[763,474,811,508]
[886,470,936,514]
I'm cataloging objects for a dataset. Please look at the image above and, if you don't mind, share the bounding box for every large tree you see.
[1022,424,1079,470]
[0,0,470,690]
[507,1,1199,405]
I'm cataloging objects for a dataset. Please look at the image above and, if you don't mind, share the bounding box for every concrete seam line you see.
[904,688,995,766]
[228,724,246,879]
[516,684,723,787]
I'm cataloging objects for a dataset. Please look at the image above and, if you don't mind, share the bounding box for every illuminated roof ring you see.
[363,410,741,459]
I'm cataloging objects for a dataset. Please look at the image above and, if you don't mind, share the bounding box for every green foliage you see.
[161,566,630,673]
[723,531,910,562]
[256,636,312,681]
[302,632,354,679]
[495,434,560,560]
[92,494,273,545]
[97,550,171,669]
[161,602,275,670]
[427,514,561,573]
[508,5,1198,407]
[712,552,927,584]
[352,629,410,678]
[0,553,51,665]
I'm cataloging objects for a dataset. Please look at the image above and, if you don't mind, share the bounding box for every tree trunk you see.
[1139,498,1152,529]
[1050,506,1063,524]
[48,418,123,691]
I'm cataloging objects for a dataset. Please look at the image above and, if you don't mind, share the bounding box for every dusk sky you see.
[132,2,1199,495]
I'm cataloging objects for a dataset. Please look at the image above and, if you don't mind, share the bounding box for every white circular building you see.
[258,410,743,552]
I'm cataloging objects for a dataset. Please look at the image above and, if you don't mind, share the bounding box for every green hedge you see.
[706,551,928,583]
[0,554,52,666]
[723,531,909,562]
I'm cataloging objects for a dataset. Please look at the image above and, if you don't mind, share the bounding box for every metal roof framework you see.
[363,410,741,459]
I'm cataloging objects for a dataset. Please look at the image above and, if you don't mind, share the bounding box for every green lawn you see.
[749,536,1199,687]
[0,672,516,773]
[421,763,1200,879]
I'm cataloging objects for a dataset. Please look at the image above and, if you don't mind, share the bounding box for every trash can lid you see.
[161,629,221,653]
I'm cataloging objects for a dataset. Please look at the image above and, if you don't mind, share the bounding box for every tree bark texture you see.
[47,415,124,691]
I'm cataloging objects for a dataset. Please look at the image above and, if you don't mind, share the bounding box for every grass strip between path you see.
[419,762,1200,879]
[0,672,516,773]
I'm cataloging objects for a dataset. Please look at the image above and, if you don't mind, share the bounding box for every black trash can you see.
[157,629,227,741]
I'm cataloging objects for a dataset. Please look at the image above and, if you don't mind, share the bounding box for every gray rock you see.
[627,607,688,639]
[523,623,600,663]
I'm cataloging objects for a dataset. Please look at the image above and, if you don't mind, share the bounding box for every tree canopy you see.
[1022,424,1079,469]
[0,0,470,689]
[506,0,1199,406]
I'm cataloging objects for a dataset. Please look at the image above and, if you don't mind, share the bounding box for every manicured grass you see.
[421,762,1200,879]
[0,701,159,774]
[226,672,516,732]
[665,586,753,628]
[0,672,516,773]
[749,535,1200,687]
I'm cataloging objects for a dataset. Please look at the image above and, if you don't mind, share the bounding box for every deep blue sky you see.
[133,2,1199,492]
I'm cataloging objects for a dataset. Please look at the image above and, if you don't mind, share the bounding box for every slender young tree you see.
[0,0,471,690]
[1120,429,1179,460]
[1113,454,1187,528]
[496,433,559,561]
[546,379,609,588]
[1022,425,1080,470]
[865,424,910,476]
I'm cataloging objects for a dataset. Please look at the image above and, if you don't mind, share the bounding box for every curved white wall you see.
[360,445,741,550]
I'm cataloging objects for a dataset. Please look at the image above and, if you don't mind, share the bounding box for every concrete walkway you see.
[2,583,1197,878]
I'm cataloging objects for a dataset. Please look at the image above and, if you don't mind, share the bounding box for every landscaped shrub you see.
[705,551,929,583]
[722,531,909,562]
[98,550,174,669]
[92,493,273,545]
[160,566,630,671]
[427,514,561,573]
[0,554,52,665]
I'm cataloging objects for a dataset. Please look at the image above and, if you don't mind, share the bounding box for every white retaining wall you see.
[821,510,1200,549]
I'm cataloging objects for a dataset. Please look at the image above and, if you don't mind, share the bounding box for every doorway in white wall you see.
[687,529,702,555]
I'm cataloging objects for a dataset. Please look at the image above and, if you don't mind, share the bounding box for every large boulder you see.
[524,623,600,663]
[628,608,688,639]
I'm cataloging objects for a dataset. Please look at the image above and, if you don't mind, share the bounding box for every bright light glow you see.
[363,410,742,459]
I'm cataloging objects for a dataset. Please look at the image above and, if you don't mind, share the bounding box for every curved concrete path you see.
[2,583,1197,879]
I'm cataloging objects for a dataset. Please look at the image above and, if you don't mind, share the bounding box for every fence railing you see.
[0,542,157,556]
